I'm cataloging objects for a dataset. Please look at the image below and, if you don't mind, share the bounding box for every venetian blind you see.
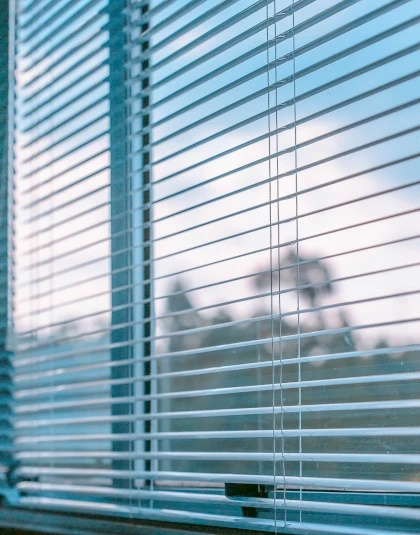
[10,0,420,533]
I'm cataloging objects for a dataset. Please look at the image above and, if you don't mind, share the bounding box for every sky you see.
[11,0,420,354]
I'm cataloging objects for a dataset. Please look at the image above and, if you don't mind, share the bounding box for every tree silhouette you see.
[158,247,419,483]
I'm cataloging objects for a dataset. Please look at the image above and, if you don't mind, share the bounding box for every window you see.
[7,0,420,533]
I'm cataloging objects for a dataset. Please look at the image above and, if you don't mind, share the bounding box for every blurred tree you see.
[158,247,419,482]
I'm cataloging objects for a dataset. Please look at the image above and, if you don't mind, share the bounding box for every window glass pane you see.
[10,0,420,533]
